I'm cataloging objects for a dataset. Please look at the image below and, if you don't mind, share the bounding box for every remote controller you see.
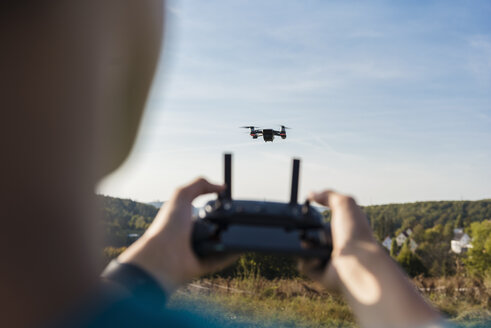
[192,154,332,261]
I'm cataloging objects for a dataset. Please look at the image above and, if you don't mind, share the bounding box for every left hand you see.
[118,177,237,294]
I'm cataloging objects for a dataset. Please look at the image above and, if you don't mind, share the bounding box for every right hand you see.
[301,190,443,328]
[300,190,378,290]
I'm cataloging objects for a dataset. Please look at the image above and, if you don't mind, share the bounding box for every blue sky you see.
[98,0,491,206]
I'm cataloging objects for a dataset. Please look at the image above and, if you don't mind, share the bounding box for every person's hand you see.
[118,178,237,294]
[301,190,378,290]
[301,190,443,328]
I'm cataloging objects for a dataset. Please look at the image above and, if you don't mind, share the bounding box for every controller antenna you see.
[223,153,232,200]
[290,158,300,205]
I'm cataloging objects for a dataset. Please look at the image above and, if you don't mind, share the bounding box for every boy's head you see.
[0,3,165,325]
[1,0,165,181]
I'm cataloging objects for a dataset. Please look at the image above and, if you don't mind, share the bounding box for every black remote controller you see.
[192,154,332,261]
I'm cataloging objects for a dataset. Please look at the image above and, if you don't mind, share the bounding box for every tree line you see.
[100,195,491,279]
[362,200,491,277]
[99,195,158,246]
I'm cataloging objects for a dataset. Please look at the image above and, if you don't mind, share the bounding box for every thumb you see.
[178,177,226,201]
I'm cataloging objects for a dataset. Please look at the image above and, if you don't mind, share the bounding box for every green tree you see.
[454,213,462,229]
[464,220,491,277]
[416,239,454,277]
[396,241,427,277]
[220,253,298,279]
[129,215,149,230]
[411,224,424,243]
[390,238,399,258]
[103,246,127,264]
[443,222,454,242]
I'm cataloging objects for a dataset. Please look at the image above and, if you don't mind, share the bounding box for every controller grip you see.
[191,220,215,257]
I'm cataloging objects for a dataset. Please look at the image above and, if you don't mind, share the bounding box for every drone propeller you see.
[280,125,291,129]
[240,126,257,129]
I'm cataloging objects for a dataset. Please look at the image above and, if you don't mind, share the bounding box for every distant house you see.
[382,236,392,251]
[451,228,472,254]
[394,231,418,252]
[396,232,408,247]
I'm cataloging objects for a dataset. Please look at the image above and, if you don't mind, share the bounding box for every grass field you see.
[168,276,491,327]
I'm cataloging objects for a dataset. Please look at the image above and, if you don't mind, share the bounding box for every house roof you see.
[453,228,464,240]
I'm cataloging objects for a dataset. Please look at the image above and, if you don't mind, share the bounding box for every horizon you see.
[97,192,491,209]
[97,0,491,207]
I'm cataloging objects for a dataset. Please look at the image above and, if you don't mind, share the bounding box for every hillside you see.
[98,195,158,246]
[100,195,490,277]
[362,200,491,241]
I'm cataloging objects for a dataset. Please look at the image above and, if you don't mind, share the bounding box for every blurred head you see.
[1,0,164,183]
[93,0,165,176]
[0,1,165,326]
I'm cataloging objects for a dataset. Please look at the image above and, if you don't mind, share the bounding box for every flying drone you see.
[241,125,290,142]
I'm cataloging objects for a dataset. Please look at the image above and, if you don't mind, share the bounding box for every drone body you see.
[241,125,290,142]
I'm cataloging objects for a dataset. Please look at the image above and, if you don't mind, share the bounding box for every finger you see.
[308,190,356,211]
[310,190,373,243]
[178,177,226,201]
[308,190,336,207]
